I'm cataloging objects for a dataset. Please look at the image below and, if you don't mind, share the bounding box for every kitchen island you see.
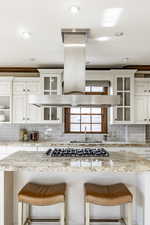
[0,151,150,225]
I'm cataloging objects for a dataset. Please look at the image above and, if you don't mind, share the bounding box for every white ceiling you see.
[0,0,150,67]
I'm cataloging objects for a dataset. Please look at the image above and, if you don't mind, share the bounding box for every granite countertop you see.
[0,141,150,147]
[0,151,150,172]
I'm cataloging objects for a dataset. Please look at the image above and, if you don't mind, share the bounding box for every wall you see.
[0,122,146,143]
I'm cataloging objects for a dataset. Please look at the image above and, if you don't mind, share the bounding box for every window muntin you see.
[64,86,108,133]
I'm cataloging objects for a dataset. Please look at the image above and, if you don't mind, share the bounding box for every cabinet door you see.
[26,80,41,123]
[13,96,26,123]
[0,81,11,95]
[26,80,41,95]
[42,106,60,123]
[147,81,150,94]
[134,96,148,123]
[26,101,41,123]
[13,81,26,95]
[135,79,148,95]
[113,75,134,124]
[147,96,150,123]
[41,75,62,123]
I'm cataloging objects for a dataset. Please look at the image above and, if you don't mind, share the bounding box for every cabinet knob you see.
[27,118,30,120]
[144,119,147,121]
[144,90,147,92]
[23,89,25,92]
[27,89,30,92]
[22,117,25,120]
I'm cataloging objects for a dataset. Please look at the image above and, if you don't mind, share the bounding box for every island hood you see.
[29,29,120,107]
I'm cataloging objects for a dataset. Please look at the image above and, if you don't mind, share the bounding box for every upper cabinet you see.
[111,70,136,124]
[13,78,41,123]
[0,77,13,123]
[134,78,150,124]
[39,69,63,123]
[13,79,41,95]
[135,78,150,95]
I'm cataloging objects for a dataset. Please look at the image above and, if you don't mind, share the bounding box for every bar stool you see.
[84,183,133,225]
[18,182,67,225]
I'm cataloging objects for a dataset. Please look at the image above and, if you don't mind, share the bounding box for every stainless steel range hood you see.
[29,29,120,107]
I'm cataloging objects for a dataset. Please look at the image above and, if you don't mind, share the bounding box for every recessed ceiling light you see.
[70,5,80,15]
[102,8,123,27]
[30,58,36,61]
[122,57,128,63]
[96,36,112,41]
[21,31,32,39]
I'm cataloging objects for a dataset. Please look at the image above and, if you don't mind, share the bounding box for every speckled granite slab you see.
[0,141,150,147]
[0,151,150,173]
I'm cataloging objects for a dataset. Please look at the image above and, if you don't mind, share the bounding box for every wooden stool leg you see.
[85,202,90,225]
[18,201,23,225]
[60,202,65,225]
[126,202,132,225]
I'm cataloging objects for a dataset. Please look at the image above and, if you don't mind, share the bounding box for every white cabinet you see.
[135,79,148,95]
[13,95,26,123]
[111,70,136,124]
[134,78,150,124]
[39,69,63,124]
[0,79,12,95]
[13,79,41,95]
[13,78,41,123]
[0,77,13,123]
[134,96,147,123]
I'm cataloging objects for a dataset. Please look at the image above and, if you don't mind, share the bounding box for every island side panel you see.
[136,172,150,225]
[0,171,13,225]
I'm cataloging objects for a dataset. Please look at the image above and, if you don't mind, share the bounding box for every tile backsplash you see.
[0,123,146,143]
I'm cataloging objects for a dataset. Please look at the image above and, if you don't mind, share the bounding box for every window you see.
[64,86,108,133]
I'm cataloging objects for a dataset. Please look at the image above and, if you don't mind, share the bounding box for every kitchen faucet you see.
[84,127,88,142]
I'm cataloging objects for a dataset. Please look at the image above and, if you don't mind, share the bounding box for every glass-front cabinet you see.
[39,69,62,123]
[112,71,135,124]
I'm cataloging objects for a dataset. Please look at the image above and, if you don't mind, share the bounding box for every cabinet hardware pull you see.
[27,118,30,120]
[23,89,25,92]
[144,90,147,92]
[27,89,30,92]
[22,117,25,120]
[144,119,147,121]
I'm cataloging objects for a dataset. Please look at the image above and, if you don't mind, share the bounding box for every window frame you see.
[64,87,108,134]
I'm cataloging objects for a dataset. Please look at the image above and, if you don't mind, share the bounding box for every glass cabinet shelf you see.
[114,76,132,122]
[41,73,62,123]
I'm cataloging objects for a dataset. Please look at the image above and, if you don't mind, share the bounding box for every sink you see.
[70,140,102,144]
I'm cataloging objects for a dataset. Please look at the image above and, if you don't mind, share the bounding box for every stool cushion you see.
[85,183,132,206]
[18,183,66,206]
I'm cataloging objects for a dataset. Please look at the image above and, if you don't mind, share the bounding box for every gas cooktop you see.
[46,148,109,158]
